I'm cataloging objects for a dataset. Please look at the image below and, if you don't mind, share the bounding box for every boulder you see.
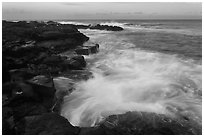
[83,44,99,53]
[80,111,202,135]
[75,47,91,55]
[52,77,75,112]
[71,55,86,68]
[62,70,93,81]
[15,113,79,135]
[75,42,99,55]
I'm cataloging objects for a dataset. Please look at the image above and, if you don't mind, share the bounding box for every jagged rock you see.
[90,24,123,31]
[52,77,75,112]
[74,24,123,31]
[2,20,93,135]
[75,42,99,55]
[15,113,79,135]
[62,70,93,81]
[65,55,86,69]
[75,47,91,55]
[79,111,201,135]
[83,43,99,53]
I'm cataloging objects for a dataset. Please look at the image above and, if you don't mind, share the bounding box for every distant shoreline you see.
[2,19,202,22]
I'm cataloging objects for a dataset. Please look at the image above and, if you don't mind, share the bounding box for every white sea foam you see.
[58,21,90,26]
[61,29,202,127]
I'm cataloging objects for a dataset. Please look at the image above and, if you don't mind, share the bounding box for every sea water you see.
[58,20,202,127]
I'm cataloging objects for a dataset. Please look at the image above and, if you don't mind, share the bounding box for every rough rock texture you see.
[89,24,124,31]
[15,113,79,135]
[75,24,124,31]
[2,20,96,135]
[3,20,199,135]
[79,112,202,135]
[75,43,99,55]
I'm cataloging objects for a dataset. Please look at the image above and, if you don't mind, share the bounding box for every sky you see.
[2,2,202,20]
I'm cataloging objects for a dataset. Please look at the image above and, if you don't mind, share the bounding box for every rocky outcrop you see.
[89,24,123,31]
[75,24,124,31]
[2,20,89,45]
[2,20,97,135]
[75,43,99,55]
[15,113,79,135]
[79,112,201,135]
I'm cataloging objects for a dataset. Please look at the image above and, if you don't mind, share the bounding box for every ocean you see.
[58,20,202,129]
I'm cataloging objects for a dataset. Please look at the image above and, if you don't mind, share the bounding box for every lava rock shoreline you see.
[2,20,96,135]
[2,20,201,135]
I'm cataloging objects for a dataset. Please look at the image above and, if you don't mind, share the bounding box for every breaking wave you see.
[61,30,202,127]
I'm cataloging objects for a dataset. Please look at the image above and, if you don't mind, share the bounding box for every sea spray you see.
[61,29,201,127]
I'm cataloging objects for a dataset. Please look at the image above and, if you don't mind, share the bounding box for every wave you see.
[61,31,202,127]
[58,20,200,35]
[58,21,90,26]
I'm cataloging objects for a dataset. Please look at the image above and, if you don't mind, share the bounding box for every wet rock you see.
[16,113,79,135]
[62,70,93,81]
[71,55,86,66]
[75,42,99,55]
[75,24,90,29]
[80,111,201,135]
[90,24,123,31]
[52,77,75,112]
[2,20,94,135]
[75,47,91,55]
[74,24,123,31]
[83,44,99,53]
[63,55,86,70]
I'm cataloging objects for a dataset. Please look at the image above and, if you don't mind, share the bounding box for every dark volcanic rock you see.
[9,69,37,82]
[2,118,15,135]
[80,111,201,135]
[42,55,63,66]
[75,47,91,55]
[64,55,86,70]
[2,20,99,135]
[90,24,123,31]
[16,113,79,135]
[72,55,86,67]
[62,70,93,81]
[74,24,123,31]
[3,20,89,53]
[75,42,99,55]
[12,102,48,120]
[27,75,56,108]
[83,43,99,53]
